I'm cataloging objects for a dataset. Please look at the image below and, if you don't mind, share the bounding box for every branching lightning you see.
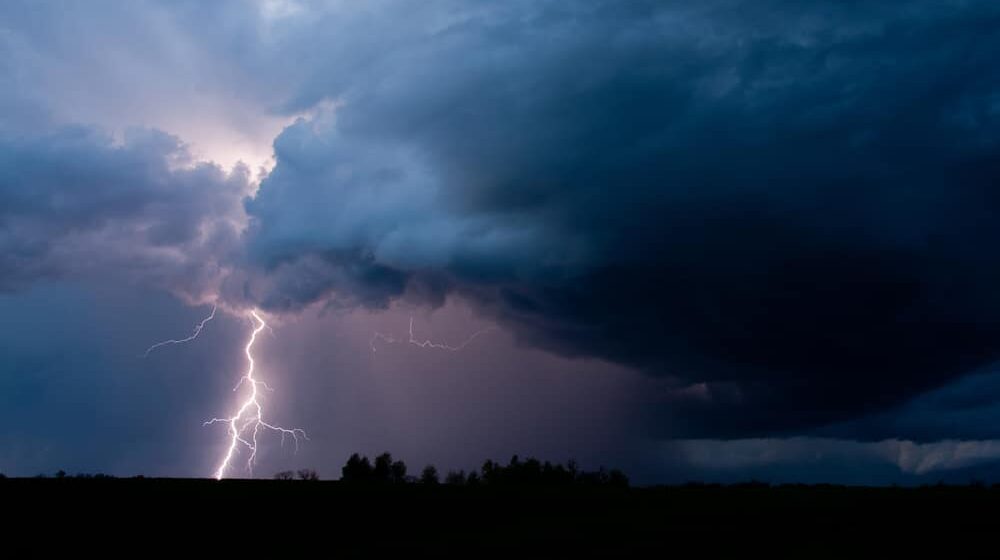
[205,310,307,480]
[142,304,217,357]
[370,316,491,353]
[146,305,478,478]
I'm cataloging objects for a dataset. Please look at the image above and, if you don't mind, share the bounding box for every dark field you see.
[3,478,999,554]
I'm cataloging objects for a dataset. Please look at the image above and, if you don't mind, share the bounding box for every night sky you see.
[4,0,1000,484]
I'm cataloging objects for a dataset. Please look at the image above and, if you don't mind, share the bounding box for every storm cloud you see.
[0,125,249,300]
[230,1,1000,436]
[3,0,1000,453]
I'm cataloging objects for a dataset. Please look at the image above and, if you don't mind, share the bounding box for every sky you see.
[3,0,1000,484]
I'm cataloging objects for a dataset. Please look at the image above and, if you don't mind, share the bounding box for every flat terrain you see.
[3,479,998,553]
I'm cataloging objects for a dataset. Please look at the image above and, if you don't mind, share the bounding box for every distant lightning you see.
[140,304,306,479]
[205,310,306,480]
[370,316,491,353]
[142,304,217,357]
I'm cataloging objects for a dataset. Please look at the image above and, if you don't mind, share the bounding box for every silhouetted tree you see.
[297,469,319,481]
[390,459,408,484]
[481,460,499,484]
[472,455,628,489]
[338,451,629,489]
[373,453,394,482]
[274,470,294,480]
[342,453,374,483]
[577,467,609,486]
[523,458,542,482]
[445,470,466,485]
[420,465,439,485]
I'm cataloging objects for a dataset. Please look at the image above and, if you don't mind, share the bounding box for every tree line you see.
[0,454,630,487]
[331,452,629,488]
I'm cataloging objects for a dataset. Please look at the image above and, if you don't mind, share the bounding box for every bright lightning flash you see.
[205,310,307,480]
[142,304,217,357]
[371,316,491,353]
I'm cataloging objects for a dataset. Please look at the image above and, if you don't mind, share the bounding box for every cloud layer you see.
[3,0,1000,443]
[234,1,1000,436]
[0,126,249,299]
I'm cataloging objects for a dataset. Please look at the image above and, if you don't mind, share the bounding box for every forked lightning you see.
[370,316,491,353]
[205,310,307,479]
[142,306,306,479]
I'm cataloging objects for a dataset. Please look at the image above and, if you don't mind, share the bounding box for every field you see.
[4,478,998,553]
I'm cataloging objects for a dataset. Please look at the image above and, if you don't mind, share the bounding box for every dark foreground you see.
[3,478,999,554]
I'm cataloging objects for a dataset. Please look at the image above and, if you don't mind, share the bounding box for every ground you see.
[3,479,998,554]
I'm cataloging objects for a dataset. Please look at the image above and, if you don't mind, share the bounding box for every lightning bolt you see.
[205,310,307,480]
[370,316,491,353]
[142,304,217,357]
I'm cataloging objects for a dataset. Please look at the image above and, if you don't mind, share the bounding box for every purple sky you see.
[4,0,1000,484]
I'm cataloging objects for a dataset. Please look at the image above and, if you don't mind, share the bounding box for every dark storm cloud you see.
[237,0,1000,436]
[0,126,249,299]
[816,364,1000,442]
[3,0,1000,443]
